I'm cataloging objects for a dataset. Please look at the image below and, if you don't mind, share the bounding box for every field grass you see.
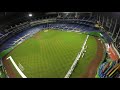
[70,36,97,77]
[6,29,97,78]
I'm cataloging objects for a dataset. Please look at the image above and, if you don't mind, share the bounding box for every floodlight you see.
[28,13,32,17]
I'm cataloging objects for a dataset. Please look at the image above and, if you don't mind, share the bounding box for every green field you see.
[5,29,97,78]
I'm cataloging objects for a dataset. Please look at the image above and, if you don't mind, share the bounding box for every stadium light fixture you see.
[28,13,32,17]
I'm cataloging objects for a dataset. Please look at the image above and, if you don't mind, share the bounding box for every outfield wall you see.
[95,32,120,78]
[87,31,101,37]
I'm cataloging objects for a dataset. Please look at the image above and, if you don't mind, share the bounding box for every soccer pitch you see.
[5,29,97,78]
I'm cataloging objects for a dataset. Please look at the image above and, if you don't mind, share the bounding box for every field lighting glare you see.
[29,13,32,17]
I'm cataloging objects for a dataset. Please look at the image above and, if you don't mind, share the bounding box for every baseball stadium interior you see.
[0,12,120,78]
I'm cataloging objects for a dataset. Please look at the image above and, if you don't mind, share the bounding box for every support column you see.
[75,12,77,18]
[102,16,104,27]
[90,12,92,17]
[106,17,108,27]
[99,14,101,23]
[112,19,117,37]
[109,18,113,32]
[115,27,120,42]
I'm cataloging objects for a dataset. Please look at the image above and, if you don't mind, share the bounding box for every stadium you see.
[0,12,120,78]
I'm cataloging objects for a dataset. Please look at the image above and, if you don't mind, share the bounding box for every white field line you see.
[7,56,27,78]
[64,35,89,78]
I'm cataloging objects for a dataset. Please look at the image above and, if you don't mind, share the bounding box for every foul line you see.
[64,35,89,78]
[7,56,27,78]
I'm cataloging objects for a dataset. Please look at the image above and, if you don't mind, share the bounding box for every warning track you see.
[80,37,105,78]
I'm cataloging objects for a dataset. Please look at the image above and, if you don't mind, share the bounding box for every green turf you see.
[0,47,13,58]
[0,66,7,78]
[6,29,97,78]
[70,36,97,78]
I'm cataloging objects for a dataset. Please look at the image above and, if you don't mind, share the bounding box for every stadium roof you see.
[0,12,120,30]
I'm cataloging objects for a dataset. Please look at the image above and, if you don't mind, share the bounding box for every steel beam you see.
[112,19,117,37]
[115,27,120,42]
